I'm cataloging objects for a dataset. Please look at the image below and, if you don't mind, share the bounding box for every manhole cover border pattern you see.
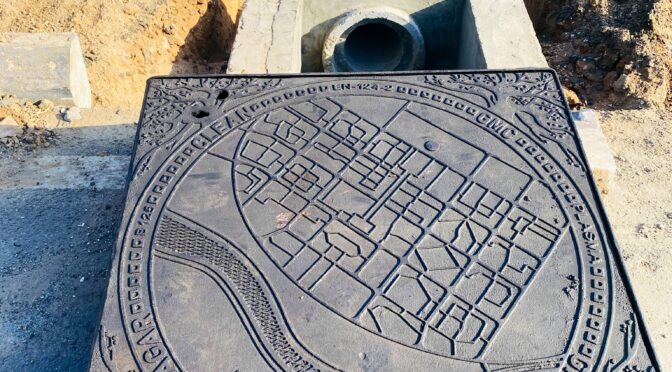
[89,70,660,372]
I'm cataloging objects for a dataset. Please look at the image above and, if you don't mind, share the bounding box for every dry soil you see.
[0,0,243,108]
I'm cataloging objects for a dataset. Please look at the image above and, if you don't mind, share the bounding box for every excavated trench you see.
[170,0,241,74]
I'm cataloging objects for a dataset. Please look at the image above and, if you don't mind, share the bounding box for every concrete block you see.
[572,109,617,195]
[227,0,303,73]
[458,0,548,69]
[0,33,92,108]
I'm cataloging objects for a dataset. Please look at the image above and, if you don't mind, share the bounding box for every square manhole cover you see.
[90,71,659,371]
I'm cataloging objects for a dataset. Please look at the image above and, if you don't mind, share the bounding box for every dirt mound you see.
[0,97,57,152]
[0,97,51,129]
[525,0,672,109]
[0,0,242,109]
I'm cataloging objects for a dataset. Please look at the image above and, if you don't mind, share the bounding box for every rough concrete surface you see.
[572,110,617,194]
[0,33,92,108]
[89,72,655,370]
[458,0,548,69]
[0,155,130,190]
[227,0,303,73]
[0,188,124,371]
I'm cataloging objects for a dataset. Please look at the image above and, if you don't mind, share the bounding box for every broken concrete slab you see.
[0,33,92,108]
[62,107,82,123]
[458,0,548,69]
[573,109,617,195]
[89,71,658,371]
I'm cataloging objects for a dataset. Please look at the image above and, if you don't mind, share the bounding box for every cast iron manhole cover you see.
[90,71,659,371]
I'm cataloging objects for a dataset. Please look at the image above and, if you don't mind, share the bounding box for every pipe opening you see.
[343,22,404,71]
[322,7,426,73]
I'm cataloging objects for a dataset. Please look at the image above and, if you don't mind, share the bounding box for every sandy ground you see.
[600,108,672,368]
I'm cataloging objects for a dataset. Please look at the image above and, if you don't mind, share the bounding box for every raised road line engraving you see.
[89,71,658,371]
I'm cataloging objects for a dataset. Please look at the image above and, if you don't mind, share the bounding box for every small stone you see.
[162,24,176,35]
[161,36,170,51]
[84,49,97,62]
[63,107,82,122]
[575,59,596,77]
[584,70,605,83]
[598,49,619,69]
[141,46,156,63]
[563,87,581,107]
[603,71,619,90]
[0,116,22,138]
[614,74,628,92]
[35,99,54,111]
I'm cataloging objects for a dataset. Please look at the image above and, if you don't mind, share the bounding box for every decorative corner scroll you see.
[140,77,284,148]
[601,313,654,372]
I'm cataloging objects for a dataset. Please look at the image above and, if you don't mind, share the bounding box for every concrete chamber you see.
[226,0,549,74]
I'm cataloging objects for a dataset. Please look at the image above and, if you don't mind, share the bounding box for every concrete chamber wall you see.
[227,0,548,74]
[458,0,548,69]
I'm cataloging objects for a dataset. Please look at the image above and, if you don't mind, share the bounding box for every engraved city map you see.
[89,71,659,371]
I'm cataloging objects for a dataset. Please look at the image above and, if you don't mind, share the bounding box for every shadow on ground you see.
[170,0,239,75]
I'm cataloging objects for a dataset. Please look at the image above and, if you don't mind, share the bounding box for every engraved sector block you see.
[89,72,659,372]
